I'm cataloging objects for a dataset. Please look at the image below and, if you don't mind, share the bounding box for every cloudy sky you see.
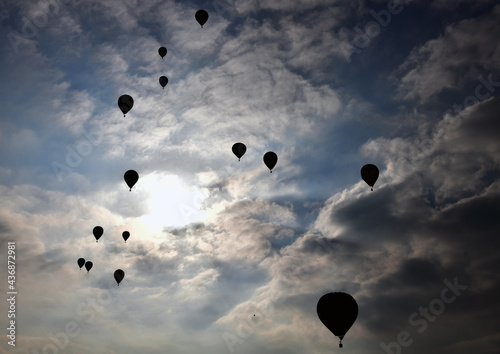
[1,0,500,353]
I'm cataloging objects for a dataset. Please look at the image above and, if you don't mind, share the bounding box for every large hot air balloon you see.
[93,226,103,242]
[159,76,168,89]
[232,143,246,161]
[263,152,278,173]
[195,10,208,27]
[361,164,379,191]
[124,170,139,191]
[77,258,85,270]
[118,95,134,117]
[158,46,167,59]
[317,292,358,348]
[114,269,125,286]
[84,261,93,273]
[122,231,130,243]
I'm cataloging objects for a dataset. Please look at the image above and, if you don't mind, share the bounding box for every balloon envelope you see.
[361,164,379,191]
[124,170,139,191]
[77,258,85,269]
[84,261,93,273]
[195,10,209,27]
[158,46,167,58]
[118,95,134,117]
[93,226,103,242]
[159,76,168,88]
[114,269,125,285]
[263,152,278,172]
[317,292,358,348]
[122,231,130,243]
[232,143,246,161]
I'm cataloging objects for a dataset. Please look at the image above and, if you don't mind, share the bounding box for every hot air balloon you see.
[195,10,208,27]
[114,269,125,286]
[232,143,246,161]
[77,258,85,270]
[122,231,130,243]
[361,164,379,191]
[84,261,93,273]
[158,46,167,59]
[124,170,139,191]
[263,152,278,173]
[93,226,103,242]
[317,292,358,348]
[159,76,168,89]
[118,95,134,117]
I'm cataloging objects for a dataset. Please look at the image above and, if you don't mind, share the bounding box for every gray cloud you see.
[396,5,500,102]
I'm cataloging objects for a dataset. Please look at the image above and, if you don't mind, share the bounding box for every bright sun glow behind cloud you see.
[138,172,207,231]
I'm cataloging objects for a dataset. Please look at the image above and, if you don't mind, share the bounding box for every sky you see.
[1,0,500,353]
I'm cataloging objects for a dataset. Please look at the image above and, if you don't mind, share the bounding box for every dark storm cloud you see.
[371,258,444,293]
[308,98,500,353]
[328,182,432,243]
[312,187,499,352]
[440,96,500,155]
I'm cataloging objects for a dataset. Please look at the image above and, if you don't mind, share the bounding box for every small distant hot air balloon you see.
[122,231,130,243]
[232,143,246,161]
[159,76,168,89]
[84,261,93,273]
[77,258,85,270]
[158,46,167,59]
[118,95,134,117]
[317,292,358,348]
[361,164,379,191]
[114,269,125,286]
[195,10,209,27]
[124,170,139,191]
[263,152,278,173]
[93,226,103,242]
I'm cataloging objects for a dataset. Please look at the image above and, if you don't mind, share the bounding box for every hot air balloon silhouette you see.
[118,95,134,117]
[317,292,358,348]
[195,10,208,27]
[124,170,139,191]
[159,76,168,89]
[114,269,125,286]
[84,261,93,273]
[122,231,130,243]
[93,226,103,242]
[361,164,379,191]
[77,258,85,270]
[158,46,167,59]
[263,152,278,173]
[232,143,246,161]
